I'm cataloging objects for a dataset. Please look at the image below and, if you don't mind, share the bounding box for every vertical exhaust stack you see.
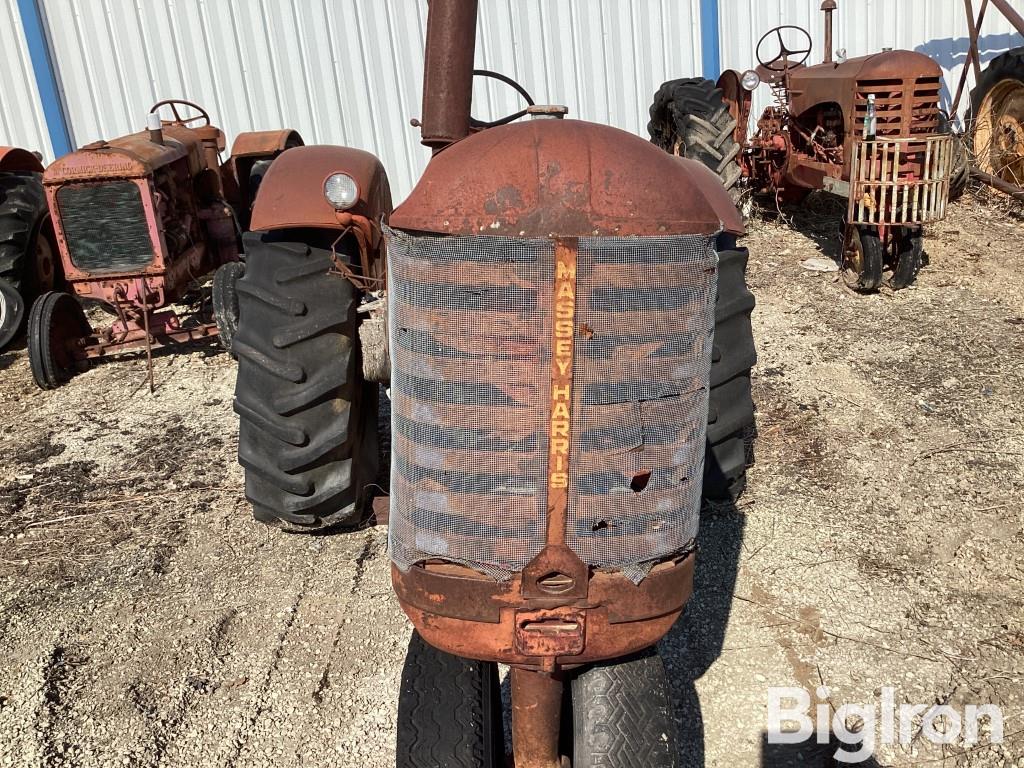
[147,113,164,145]
[419,0,479,150]
[822,0,837,64]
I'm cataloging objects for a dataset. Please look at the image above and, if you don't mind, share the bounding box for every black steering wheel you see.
[149,99,211,128]
[756,26,813,72]
[470,70,536,128]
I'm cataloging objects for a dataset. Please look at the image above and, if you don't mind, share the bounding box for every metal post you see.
[15,0,72,157]
[510,667,564,768]
[699,0,721,81]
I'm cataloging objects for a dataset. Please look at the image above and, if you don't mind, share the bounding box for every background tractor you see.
[230,0,755,764]
[650,0,956,292]
[31,100,301,390]
[0,146,59,351]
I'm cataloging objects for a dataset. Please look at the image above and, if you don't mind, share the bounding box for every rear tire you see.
[0,172,50,349]
[571,649,678,768]
[212,260,244,354]
[969,46,1024,188]
[27,291,90,390]
[232,230,379,531]
[704,238,756,502]
[396,632,504,768]
[648,77,743,198]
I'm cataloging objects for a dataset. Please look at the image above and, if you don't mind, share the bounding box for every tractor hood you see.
[791,49,941,86]
[43,125,205,184]
[391,118,743,237]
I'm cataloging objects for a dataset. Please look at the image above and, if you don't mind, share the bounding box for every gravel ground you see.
[0,193,1021,767]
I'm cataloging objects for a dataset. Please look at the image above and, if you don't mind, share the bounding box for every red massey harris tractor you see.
[29,100,301,389]
[229,1,756,765]
[0,147,59,351]
[649,0,957,292]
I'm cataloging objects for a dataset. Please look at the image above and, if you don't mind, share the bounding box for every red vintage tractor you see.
[230,1,756,764]
[30,100,301,389]
[0,147,59,350]
[650,0,956,292]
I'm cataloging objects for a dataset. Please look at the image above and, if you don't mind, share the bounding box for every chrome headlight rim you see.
[323,172,360,211]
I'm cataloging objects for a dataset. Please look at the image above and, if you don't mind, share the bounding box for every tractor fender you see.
[716,70,752,148]
[230,129,304,159]
[250,145,393,232]
[0,147,45,173]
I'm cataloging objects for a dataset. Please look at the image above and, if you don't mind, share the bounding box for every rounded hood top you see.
[391,118,743,237]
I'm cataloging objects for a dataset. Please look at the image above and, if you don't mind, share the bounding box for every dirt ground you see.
[0,193,1021,768]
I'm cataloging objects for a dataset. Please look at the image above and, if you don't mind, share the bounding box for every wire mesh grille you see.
[386,227,717,582]
[568,235,717,582]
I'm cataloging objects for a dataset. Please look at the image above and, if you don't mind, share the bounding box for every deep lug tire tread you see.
[0,173,47,349]
[648,77,743,196]
[233,231,378,532]
[212,260,244,354]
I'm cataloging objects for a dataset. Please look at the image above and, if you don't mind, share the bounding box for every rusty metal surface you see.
[249,145,393,232]
[848,135,954,225]
[510,668,563,768]
[392,119,742,237]
[419,0,479,149]
[230,129,304,158]
[43,125,206,183]
[0,147,44,173]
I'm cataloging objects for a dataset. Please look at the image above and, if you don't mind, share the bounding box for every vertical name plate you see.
[546,237,578,545]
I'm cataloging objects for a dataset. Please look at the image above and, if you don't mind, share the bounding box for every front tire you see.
[571,649,678,768]
[396,632,504,768]
[842,225,884,293]
[27,291,90,390]
[888,227,924,290]
[232,230,379,531]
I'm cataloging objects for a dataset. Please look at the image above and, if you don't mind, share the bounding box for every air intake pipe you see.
[822,0,837,64]
[419,0,479,150]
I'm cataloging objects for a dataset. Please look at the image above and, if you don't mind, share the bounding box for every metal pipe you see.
[821,1,837,64]
[420,0,479,150]
[990,0,1024,34]
[510,667,564,768]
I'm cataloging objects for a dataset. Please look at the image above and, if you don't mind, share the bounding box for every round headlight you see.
[741,70,761,91]
[324,173,359,210]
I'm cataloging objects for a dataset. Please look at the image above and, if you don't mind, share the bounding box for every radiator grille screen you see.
[386,227,717,582]
[57,182,154,273]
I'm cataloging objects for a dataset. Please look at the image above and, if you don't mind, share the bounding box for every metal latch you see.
[513,607,586,657]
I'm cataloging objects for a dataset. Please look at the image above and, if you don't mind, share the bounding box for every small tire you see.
[571,649,678,768]
[27,291,90,390]
[842,226,884,293]
[396,632,504,768]
[648,77,743,197]
[232,229,379,531]
[888,227,924,291]
[0,278,25,350]
[212,261,244,354]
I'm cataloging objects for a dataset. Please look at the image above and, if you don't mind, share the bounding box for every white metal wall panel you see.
[0,0,53,158]
[718,0,1024,128]
[39,0,702,201]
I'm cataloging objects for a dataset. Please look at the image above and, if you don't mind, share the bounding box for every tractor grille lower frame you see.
[55,181,156,274]
[848,135,954,226]
[385,226,717,583]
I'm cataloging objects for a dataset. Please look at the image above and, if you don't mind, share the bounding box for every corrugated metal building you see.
[2,0,1022,200]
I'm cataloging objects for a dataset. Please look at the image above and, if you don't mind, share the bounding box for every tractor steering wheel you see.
[149,99,211,128]
[756,25,813,72]
[470,70,536,128]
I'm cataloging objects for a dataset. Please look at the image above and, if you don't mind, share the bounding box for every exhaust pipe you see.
[420,0,479,150]
[147,112,164,145]
[822,0,837,64]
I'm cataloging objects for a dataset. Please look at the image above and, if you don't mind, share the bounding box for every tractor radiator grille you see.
[385,227,717,582]
[56,182,155,273]
[854,76,941,137]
